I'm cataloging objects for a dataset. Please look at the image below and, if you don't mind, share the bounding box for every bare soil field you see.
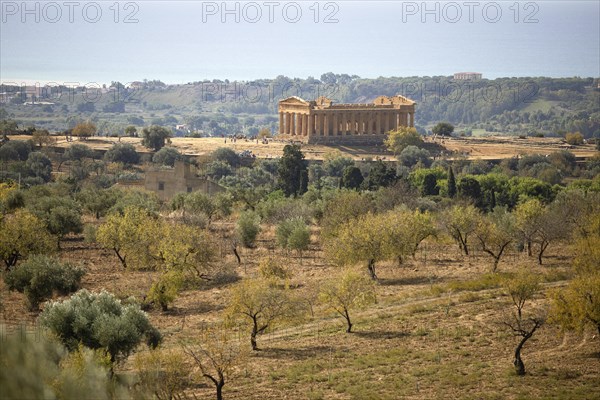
[15,134,599,161]
[2,222,599,399]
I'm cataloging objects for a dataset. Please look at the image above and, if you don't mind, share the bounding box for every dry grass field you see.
[2,220,599,399]
[14,134,599,162]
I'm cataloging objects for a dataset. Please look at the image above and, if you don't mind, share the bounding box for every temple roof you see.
[278,95,416,108]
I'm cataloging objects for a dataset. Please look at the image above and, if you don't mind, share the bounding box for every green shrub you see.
[5,255,85,309]
[258,257,292,283]
[39,289,161,363]
[147,272,183,311]
[83,224,97,243]
[236,211,261,248]
[447,273,508,292]
[0,326,131,400]
[152,146,181,166]
[565,132,584,145]
[134,348,189,400]
[276,217,311,260]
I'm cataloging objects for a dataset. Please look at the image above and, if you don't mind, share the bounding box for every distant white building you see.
[453,72,482,80]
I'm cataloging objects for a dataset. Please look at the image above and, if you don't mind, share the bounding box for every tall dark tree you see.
[365,160,396,190]
[422,173,439,196]
[432,122,455,137]
[447,166,457,198]
[277,145,307,197]
[458,177,482,203]
[341,166,364,190]
[141,125,172,151]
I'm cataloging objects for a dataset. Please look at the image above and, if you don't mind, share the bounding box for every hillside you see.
[2,76,598,139]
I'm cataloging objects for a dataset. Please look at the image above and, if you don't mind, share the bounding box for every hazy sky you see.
[1,1,599,85]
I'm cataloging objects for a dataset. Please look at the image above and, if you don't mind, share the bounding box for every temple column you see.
[316,114,322,136]
[376,112,381,134]
[290,113,296,136]
[308,113,315,136]
[323,114,329,136]
[383,112,389,133]
[333,113,338,136]
[360,113,365,134]
[396,112,400,130]
[297,113,303,136]
[285,112,291,134]
[302,114,308,136]
[279,112,284,134]
[409,112,414,127]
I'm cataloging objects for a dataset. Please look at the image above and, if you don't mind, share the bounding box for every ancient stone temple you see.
[278,95,416,144]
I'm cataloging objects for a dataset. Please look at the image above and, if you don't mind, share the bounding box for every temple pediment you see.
[279,96,310,105]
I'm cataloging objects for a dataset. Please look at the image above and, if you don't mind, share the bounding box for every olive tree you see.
[142,125,172,151]
[0,210,55,270]
[96,207,160,269]
[39,289,161,363]
[226,278,305,350]
[502,272,544,376]
[276,217,310,262]
[475,207,516,272]
[440,204,481,256]
[319,268,377,333]
[325,212,390,280]
[183,326,246,400]
[236,211,261,248]
[5,255,85,310]
[551,273,600,336]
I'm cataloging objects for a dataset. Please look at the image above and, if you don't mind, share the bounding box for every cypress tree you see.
[447,166,457,198]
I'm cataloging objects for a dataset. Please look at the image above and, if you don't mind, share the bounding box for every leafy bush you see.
[276,218,310,255]
[26,151,53,182]
[147,272,183,311]
[83,224,97,243]
[26,195,83,240]
[256,193,314,224]
[109,189,160,215]
[104,143,140,164]
[0,140,32,161]
[565,132,584,145]
[64,143,94,161]
[0,326,131,400]
[39,289,161,363]
[0,210,56,270]
[134,348,189,400]
[152,146,181,166]
[212,147,240,167]
[205,160,233,179]
[5,255,85,309]
[236,211,261,248]
[258,257,292,283]
[399,145,431,168]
